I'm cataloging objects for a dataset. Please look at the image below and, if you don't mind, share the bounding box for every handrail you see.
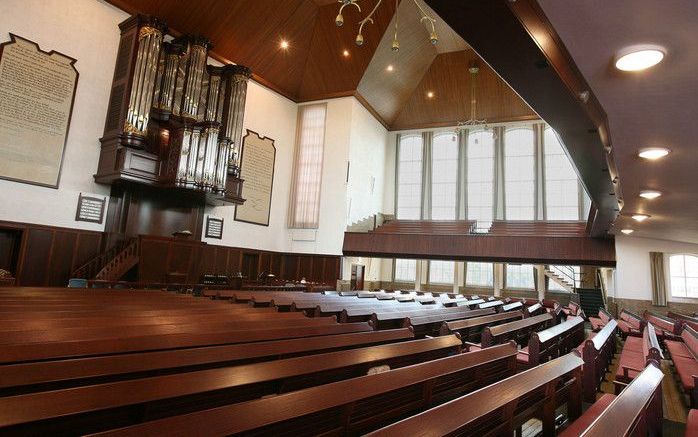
[548,265,583,292]
[71,238,135,279]
[94,238,140,281]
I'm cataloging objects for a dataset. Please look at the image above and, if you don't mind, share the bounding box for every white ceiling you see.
[538,0,698,244]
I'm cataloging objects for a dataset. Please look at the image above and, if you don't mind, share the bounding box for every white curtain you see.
[288,104,327,229]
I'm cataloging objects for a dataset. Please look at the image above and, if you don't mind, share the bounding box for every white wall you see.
[0,0,126,231]
[202,81,298,252]
[615,234,698,303]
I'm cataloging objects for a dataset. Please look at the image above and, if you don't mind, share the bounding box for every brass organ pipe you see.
[138,33,161,130]
[125,31,148,132]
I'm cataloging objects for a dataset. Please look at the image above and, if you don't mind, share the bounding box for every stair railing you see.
[71,238,133,279]
[95,237,140,281]
[548,265,581,292]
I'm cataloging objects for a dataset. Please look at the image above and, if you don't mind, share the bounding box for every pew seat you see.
[615,323,662,387]
[643,310,681,339]
[618,309,644,338]
[666,325,698,406]
[687,409,698,437]
[558,393,616,437]
[589,308,613,332]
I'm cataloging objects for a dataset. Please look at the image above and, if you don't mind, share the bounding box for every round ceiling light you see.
[631,213,651,222]
[638,147,670,160]
[639,190,662,200]
[615,45,665,71]
[620,229,634,235]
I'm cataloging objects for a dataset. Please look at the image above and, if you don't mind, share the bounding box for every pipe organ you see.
[96,14,250,205]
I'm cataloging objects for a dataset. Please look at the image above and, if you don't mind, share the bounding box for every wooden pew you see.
[589,307,613,332]
[481,312,554,348]
[501,301,523,312]
[668,311,698,331]
[89,343,519,437]
[643,310,682,339]
[0,322,375,364]
[402,308,496,337]
[615,322,663,389]
[455,298,486,308]
[577,319,618,402]
[563,300,581,317]
[0,336,463,435]
[365,354,584,437]
[478,299,504,311]
[517,315,586,368]
[370,307,476,330]
[618,308,645,338]
[560,364,663,437]
[524,302,545,317]
[665,324,698,407]
[0,328,415,396]
[439,311,523,343]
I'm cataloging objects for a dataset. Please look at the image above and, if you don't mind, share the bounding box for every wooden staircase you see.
[544,265,575,293]
[71,238,140,282]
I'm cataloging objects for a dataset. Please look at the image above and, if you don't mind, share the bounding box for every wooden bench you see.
[439,311,523,343]
[577,318,618,402]
[402,308,495,337]
[0,328,415,396]
[615,322,663,389]
[478,299,504,311]
[563,300,581,317]
[365,354,584,437]
[0,336,463,435]
[517,315,586,368]
[481,312,554,348]
[589,307,613,332]
[0,322,375,364]
[618,308,645,338]
[665,324,698,407]
[455,298,486,308]
[668,311,698,331]
[501,301,523,312]
[370,307,476,330]
[524,302,545,318]
[560,364,663,437]
[643,310,682,339]
[89,343,519,437]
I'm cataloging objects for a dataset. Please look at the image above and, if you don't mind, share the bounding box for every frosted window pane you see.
[505,128,535,220]
[397,135,423,219]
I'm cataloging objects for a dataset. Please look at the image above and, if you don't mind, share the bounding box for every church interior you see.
[0,0,696,435]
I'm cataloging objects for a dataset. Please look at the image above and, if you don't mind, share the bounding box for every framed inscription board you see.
[205,216,224,239]
[75,193,106,224]
[235,130,276,226]
[0,34,79,188]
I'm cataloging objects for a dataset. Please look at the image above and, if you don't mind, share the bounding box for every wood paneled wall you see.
[0,221,341,286]
[0,221,104,287]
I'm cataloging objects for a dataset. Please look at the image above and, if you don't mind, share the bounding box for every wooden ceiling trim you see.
[353,92,390,130]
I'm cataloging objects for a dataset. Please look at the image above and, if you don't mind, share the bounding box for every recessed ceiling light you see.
[386,64,394,72]
[631,213,650,222]
[342,50,349,57]
[427,91,434,99]
[620,229,634,235]
[615,45,665,71]
[280,40,289,50]
[639,190,662,200]
[638,147,670,160]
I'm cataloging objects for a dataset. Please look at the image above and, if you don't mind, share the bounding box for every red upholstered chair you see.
[687,409,698,437]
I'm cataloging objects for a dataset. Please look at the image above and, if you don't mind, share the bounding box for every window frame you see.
[669,254,698,299]
[504,263,536,290]
[395,134,424,220]
[393,258,417,283]
[427,260,456,285]
[503,127,536,221]
[430,131,459,220]
[465,261,495,288]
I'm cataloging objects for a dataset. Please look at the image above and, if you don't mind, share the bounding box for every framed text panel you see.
[0,34,79,188]
[235,130,276,226]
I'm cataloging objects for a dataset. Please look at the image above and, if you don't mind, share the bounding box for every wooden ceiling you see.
[391,50,537,130]
[106,0,539,130]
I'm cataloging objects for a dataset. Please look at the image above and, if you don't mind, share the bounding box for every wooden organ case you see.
[95,15,251,206]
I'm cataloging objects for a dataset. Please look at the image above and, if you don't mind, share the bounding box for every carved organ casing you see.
[96,14,251,205]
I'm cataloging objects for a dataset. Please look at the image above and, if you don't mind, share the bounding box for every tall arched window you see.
[544,128,580,220]
[431,132,458,220]
[669,254,698,298]
[504,128,535,220]
[467,130,495,222]
[396,135,423,219]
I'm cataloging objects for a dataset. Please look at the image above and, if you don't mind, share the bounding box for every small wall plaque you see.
[205,216,224,239]
[75,193,105,224]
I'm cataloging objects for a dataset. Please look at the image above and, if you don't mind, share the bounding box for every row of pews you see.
[0,287,672,435]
